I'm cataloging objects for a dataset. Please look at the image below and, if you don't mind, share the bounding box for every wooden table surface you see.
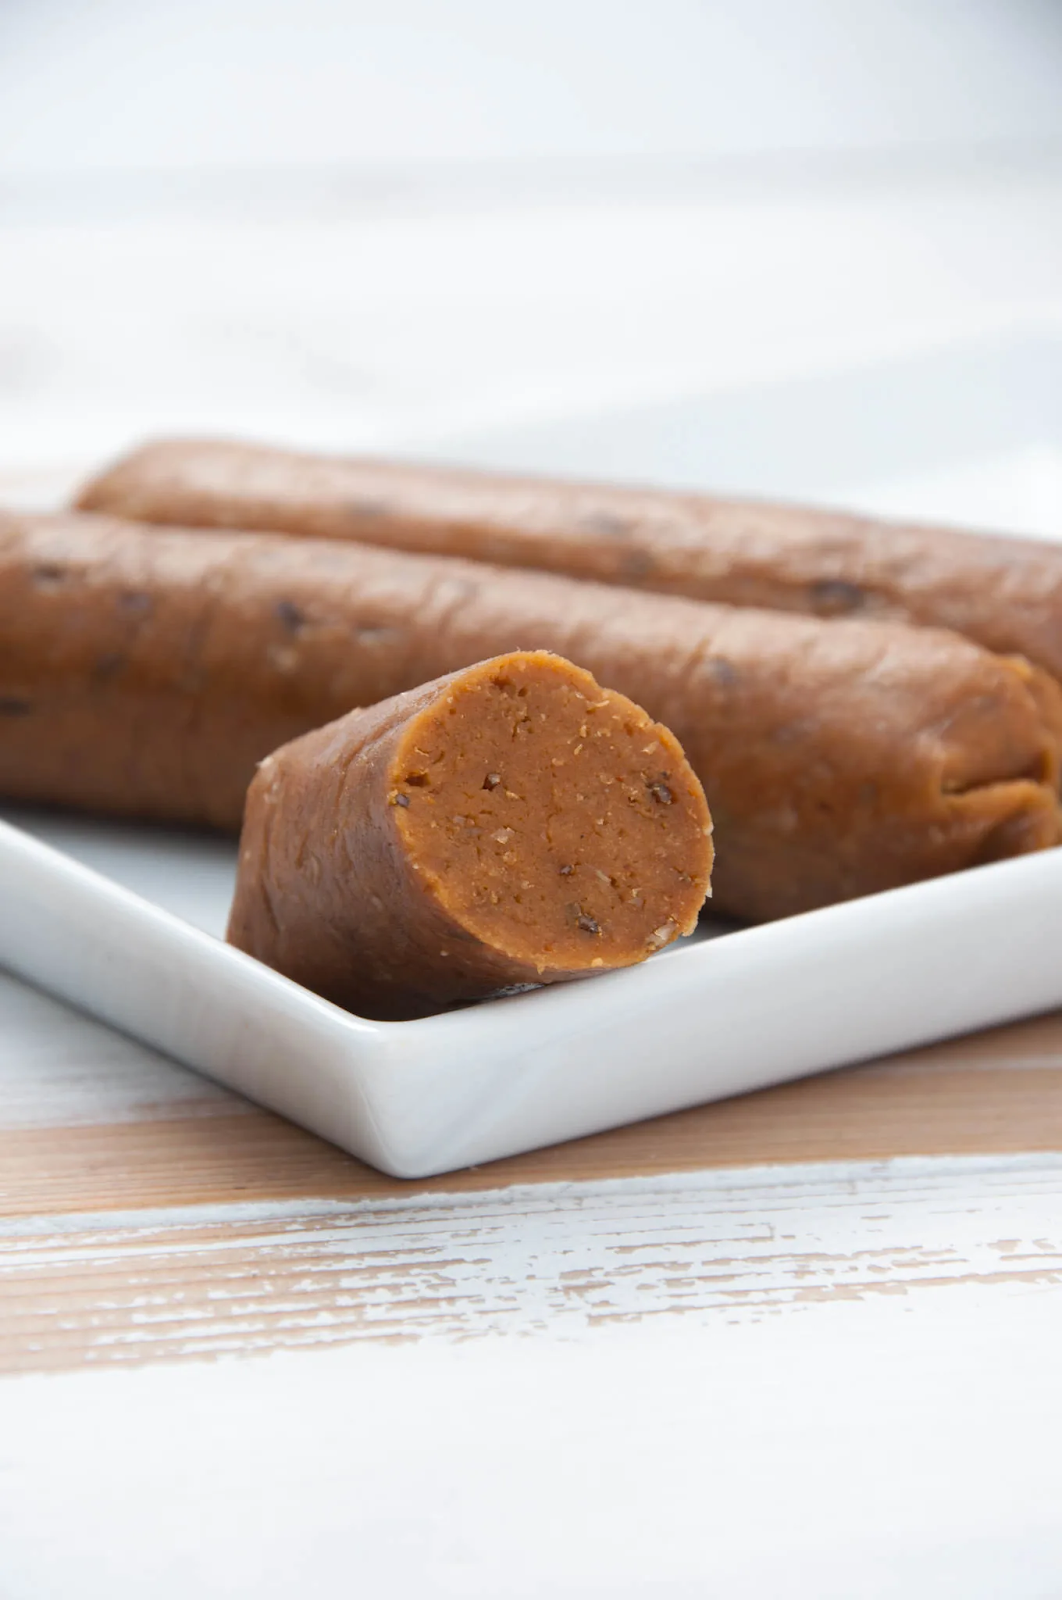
[5,977,1062,1375]
[4,970,1062,1596]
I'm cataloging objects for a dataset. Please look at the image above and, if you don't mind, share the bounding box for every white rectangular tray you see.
[3,338,1062,1176]
[3,812,1062,1178]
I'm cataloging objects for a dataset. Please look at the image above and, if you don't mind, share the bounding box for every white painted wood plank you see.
[4,1155,1061,1366]
[2,1252,1061,1598]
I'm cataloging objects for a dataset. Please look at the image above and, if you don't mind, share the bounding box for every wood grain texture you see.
[4,1153,1061,1374]
[4,910,1062,1379]
[5,1259,1062,1600]
[3,1011,1062,1219]
[2,997,1062,1373]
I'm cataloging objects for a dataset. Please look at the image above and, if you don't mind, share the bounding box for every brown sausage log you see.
[1,508,1060,921]
[78,438,1062,683]
[227,651,713,1018]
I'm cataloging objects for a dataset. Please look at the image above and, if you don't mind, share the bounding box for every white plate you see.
[3,335,1062,1177]
[4,813,1062,1177]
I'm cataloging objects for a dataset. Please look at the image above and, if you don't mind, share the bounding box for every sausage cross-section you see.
[2,509,1060,921]
[227,651,713,1018]
[77,437,1062,683]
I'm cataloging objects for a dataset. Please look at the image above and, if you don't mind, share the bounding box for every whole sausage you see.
[1,508,1060,921]
[227,651,713,1018]
[77,438,1062,683]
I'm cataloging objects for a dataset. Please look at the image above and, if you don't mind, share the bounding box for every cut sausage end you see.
[227,650,712,1018]
[387,651,712,976]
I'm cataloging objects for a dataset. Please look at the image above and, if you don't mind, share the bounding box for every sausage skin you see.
[1,509,1060,922]
[77,438,1062,684]
[227,651,713,1018]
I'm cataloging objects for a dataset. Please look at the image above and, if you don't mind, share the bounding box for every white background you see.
[1,0,1061,481]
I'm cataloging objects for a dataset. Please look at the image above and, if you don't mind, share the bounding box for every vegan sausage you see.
[77,438,1062,683]
[227,651,713,1018]
[2,508,1060,921]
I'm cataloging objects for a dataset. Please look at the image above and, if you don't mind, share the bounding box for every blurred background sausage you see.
[78,437,1062,684]
[3,507,1060,920]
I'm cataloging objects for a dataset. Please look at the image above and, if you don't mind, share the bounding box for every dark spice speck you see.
[704,657,737,687]
[621,549,656,581]
[0,696,32,716]
[576,913,601,935]
[483,772,502,790]
[346,499,390,523]
[580,512,632,538]
[647,778,674,805]
[275,600,306,632]
[93,653,125,681]
[810,579,865,614]
[558,863,574,876]
[390,792,411,807]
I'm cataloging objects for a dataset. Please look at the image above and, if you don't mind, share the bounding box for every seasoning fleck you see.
[811,578,865,614]
[580,512,631,538]
[704,657,737,687]
[621,549,656,581]
[347,498,389,522]
[390,792,410,807]
[483,772,502,790]
[576,914,601,935]
[647,779,674,805]
[93,652,125,681]
[275,599,306,632]
[559,864,574,876]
